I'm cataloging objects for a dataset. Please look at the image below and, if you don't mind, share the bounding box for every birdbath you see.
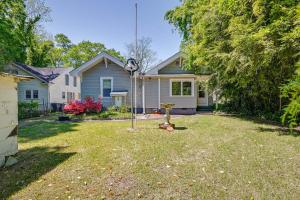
[159,103,175,131]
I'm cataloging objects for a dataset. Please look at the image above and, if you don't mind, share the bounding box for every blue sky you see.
[43,0,182,61]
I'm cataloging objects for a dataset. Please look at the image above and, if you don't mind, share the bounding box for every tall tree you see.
[166,0,300,116]
[0,0,27,70]
[126,37,157,73]
[64,41,124,68]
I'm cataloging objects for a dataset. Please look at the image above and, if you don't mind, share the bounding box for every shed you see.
[0,72,32,167]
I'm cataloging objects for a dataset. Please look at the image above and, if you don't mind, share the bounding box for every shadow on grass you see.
[19,121,79,143]
[0,146,76,199]
[257,127,300,137]
[175,127,188,130]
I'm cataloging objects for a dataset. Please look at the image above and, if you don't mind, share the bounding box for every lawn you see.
[0,115,299,199]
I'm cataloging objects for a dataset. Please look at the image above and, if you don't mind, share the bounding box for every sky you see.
[43,0,182,61]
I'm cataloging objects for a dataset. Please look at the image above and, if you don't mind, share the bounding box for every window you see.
[101,78,113,97]
[170,79,194,97]
[172,81,181,96]
[62,92,66,99]
[65,74,69,86]
[73,77,77,87]
[33,90,39,99]
[198,87,205,98]
[25,90,31,99]
[183,82,192,96]
[77,93,81,99]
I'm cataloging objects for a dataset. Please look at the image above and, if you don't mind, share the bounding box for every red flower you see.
[63,97,102,115]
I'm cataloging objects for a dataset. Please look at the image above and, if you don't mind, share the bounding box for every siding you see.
[158,60,194,74]
[81,61,142,108]
[49,68,80,104]
[0,76,18,157]
[5,64,49,110]
[144,78,159,108]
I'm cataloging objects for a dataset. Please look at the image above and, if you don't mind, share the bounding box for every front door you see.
[198,86,208,106]
[115,96,122,107]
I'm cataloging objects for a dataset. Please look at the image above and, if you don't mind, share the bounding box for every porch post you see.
[142,78,145,114]
[158,78,161,109]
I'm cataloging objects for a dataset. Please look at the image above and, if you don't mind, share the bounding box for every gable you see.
[70,52,125,76]
[158,58,194,75]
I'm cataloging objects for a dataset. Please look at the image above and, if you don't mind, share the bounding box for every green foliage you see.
[0,0,27,70]
[281,66,300,127]
[18,101,40,119]
[166,0,300,117]
[63,41,124,67]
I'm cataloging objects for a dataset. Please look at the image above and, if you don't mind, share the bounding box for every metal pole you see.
[134,2,138,127]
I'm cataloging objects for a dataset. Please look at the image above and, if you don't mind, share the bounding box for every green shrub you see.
[18,101,40,119]
[118,105,129,113]
[281,68,300,128]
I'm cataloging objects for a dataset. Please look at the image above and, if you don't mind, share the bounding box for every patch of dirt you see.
[104,175,136,197]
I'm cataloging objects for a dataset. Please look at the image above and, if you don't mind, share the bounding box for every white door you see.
[115,96,122,107]
[198,86,208,106]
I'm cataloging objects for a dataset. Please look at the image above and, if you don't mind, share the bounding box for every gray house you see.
[5,63,81,111]
[71,52,212,114]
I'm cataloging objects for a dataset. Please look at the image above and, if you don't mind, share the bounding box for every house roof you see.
[13,63,72,83]
[70,52,125,76]
[146,52,181,75]
[0,72,33,81]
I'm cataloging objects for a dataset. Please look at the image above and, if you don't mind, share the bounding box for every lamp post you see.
[125,58,139,130]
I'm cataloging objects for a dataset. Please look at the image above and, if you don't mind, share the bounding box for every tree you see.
[126,37,157,73]
[0,0,27,70]
[54,33,72,50]
[281,65,300,128]
[166,0,300,117]
[64,41,124,68]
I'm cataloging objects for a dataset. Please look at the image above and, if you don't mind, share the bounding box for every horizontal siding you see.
[0,76,18,157]
[5,64,49,110]
[49,69,80,104]
[81,61,142,108]
[158,60,194,74]
[144,79,159,108]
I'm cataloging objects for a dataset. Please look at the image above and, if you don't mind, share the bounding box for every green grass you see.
[1,115,299,199]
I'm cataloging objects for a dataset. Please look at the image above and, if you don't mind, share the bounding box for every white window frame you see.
[25,90,32,99]
[169,78,194,97]
[100,77,113,98]
[33,90,39,99]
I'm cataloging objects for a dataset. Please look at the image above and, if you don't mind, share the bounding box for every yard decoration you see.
[124,58,139,130]
[159,103,175,131]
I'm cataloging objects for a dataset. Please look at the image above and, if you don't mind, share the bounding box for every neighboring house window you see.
[77,93,81,99]
[33,90,39,99]
[25,90,31,99]
[73,77,77,87]
[62,92,66,99]
[170,79,194,97]
[101,77,113,97]
[198,88,205,98]
[65,74,69,86]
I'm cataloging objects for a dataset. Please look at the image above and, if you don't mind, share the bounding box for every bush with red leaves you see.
[64,97,102,115]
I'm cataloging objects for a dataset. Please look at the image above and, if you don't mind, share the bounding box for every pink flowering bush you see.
[64,97,102,115]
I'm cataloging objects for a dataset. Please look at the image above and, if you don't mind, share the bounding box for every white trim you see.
[169,78,194,97]
[158,78,161,109]
[143,74,197,78]
[100,77,113,98]
[70,52,125,76]
[110,92,128,96]
[142,78,145,114]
